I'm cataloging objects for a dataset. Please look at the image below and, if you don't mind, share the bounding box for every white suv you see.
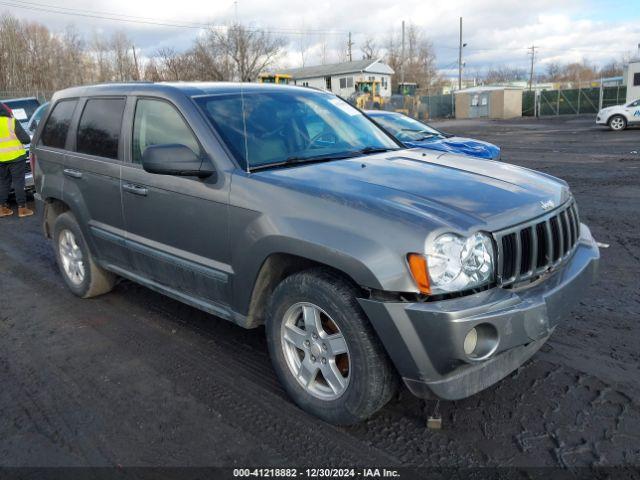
[596,99,640,131]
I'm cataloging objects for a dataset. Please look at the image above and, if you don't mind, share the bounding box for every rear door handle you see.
[63,168,83,179]
[122,183,148,196]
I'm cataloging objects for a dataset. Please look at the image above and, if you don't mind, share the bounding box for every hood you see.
[599,105,621,114]
[404,136,500,160]
[258,149,570,231]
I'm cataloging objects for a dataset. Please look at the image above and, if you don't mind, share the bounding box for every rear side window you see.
[132,99,200,164]
[40,100,77,149]
[77,98,125,159]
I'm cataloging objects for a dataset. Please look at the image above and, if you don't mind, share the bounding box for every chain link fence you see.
[377,93,455,120]
[523,86,627,117]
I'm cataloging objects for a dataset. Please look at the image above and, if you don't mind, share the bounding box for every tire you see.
[53,212,116,298]
[608,115,627,131]
[266,268,399,425]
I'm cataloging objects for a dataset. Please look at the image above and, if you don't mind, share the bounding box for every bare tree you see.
[297,23,310,67]
[385,23,442,93]
[360,36,379,60]
[484,66,526,84]
[110,31,137,82]
[204,24,285,81]
[599,60,624,78]
[156,47,184,81]
[319,36,328,65]
[143,58,162,81]
[545,62,561,81]
[544,60,598,85]
[190,37,233,80]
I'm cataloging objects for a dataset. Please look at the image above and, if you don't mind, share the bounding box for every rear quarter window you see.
[77,98,126,160]
[40,100,78,149]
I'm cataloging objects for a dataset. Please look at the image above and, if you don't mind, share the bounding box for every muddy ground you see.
[0,115,638,467]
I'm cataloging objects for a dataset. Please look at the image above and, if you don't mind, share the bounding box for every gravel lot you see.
[1,115,639,467]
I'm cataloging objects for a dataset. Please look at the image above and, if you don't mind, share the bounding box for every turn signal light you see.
[407,253,431,295]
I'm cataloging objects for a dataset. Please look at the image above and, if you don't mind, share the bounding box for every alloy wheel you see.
[280,302,350,400]
[59,229,85,285]
[610,117,625,131]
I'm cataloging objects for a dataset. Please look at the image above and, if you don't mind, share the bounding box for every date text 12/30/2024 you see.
[233,468,400,478]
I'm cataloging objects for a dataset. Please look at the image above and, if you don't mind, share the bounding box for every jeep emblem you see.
[540,200,555,211]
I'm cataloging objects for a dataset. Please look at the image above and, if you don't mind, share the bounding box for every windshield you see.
[194,90,398,170]
[370,113,443,142]
[3,98,40,122]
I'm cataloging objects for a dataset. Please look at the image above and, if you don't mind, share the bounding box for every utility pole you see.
[458,17,463,91]
[131,44,140,81]
[528,45,537,91]
[347,32,353,62]
[401,20,405,86]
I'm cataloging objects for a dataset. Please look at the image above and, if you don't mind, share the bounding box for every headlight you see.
[425,232,495,294]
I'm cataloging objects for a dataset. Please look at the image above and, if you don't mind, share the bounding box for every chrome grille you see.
[494,201,580,287]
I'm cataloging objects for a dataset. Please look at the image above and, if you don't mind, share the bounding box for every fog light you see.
[464,323,499,360]
[463,327,478,355]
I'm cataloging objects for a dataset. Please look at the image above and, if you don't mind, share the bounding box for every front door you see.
[120,97,231,309]
[625,99,640,123]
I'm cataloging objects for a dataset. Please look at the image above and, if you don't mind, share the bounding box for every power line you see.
[0,0,349,35]
[1,0,632,57]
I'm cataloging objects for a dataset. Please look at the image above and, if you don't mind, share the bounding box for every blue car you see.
[366,110,501,160]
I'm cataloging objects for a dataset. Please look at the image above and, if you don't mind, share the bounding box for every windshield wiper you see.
[415,134,437,141]
[356,146,400,155]
[250,151,361,172]
[249,147,401,172]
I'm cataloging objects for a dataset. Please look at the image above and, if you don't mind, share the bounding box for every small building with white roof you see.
[454,86,523,119]
[281,59,395,99]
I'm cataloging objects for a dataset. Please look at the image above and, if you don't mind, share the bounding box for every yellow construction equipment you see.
[352,80,384,109]
[258,73,292,85]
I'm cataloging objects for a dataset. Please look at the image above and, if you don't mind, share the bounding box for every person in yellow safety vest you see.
[0,103,33,218]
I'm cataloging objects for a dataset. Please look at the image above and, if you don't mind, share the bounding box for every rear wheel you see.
[53,212,116,298]
[266,268,398,425]
[609,115,627,131]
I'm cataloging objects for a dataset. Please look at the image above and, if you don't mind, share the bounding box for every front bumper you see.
[358,224,599,400]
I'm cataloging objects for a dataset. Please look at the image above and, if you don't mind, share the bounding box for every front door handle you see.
[63,168,83,179]
[122,183,148,196]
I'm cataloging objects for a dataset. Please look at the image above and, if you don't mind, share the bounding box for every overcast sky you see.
[4,0,640,78]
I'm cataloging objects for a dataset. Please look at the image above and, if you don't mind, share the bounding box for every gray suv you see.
[32,83,599,425]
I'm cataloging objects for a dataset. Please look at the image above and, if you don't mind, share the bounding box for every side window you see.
[77,98,126,159]
[40,100,77,149]
[634,73,640,87]
[132,99,200,165]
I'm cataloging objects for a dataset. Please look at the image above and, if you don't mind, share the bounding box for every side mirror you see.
[141,144,215,179]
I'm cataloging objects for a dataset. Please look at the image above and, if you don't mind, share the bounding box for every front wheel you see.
[608,115,627,131]
[266,268,398,425]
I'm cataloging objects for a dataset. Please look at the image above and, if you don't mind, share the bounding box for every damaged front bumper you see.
[358,224,600,401]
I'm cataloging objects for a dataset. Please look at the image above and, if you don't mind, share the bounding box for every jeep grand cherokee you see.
[32,82,599,425]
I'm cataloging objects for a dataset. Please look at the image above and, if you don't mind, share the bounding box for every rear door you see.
[120,97,231,309]
[62,97,128,267]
